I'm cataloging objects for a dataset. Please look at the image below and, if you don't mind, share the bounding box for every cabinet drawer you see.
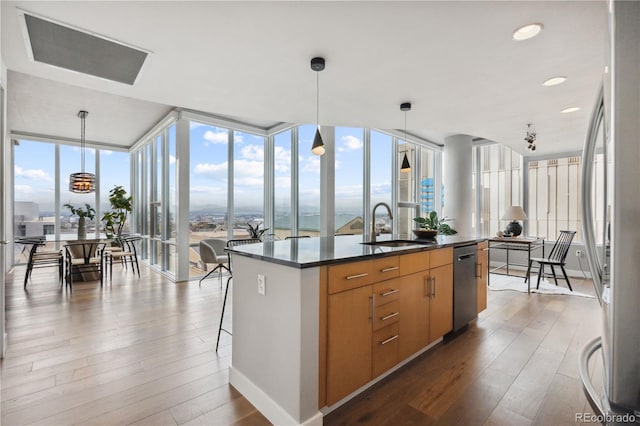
[370,256,400,282]
[372,323,399,377]
[328,260,373,294]
[373,279,400,306]
[399,251,430,275]
[430,247,453,268]
[373,299,400,331]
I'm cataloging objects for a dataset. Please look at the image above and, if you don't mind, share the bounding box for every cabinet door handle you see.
[380,266,399,273]
[432,277,437,297]
[380,289,399,297]
[381,312,399,321]
[369,295,375,320]
[380,335,399,345]
[346,273,369,280]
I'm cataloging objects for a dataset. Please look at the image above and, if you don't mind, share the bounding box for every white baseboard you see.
[229,366,323,426]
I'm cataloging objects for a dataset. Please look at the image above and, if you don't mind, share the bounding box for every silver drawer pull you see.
[380,289,399,297]
[346,273,369,280]
[380,335,399,345]
[381,312,399,321]
[380,266,399,273]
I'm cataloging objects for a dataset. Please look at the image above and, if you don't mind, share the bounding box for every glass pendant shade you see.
[311,127,325,156]
[69,110,96,194]
[401,153,411,173]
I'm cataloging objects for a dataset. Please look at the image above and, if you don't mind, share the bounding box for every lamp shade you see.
[502,206,528,221]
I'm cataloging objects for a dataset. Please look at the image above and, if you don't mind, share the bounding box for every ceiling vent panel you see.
[22,12,148,85]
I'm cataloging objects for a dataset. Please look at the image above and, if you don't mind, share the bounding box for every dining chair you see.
[526,230,576,291]
[105,236,141,281]
[20,237,64,290]
[64,240,106,291]
[216,237,262,352]
[198,238,230,288]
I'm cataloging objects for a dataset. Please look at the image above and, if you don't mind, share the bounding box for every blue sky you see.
[14,123,396,218]
[15,140,129,214]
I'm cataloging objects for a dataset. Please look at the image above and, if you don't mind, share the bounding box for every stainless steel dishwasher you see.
[453,244,478,332]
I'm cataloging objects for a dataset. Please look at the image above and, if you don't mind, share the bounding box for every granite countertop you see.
[228,234,486,268]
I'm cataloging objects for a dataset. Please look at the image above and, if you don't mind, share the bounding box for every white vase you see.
[78,216,87,240]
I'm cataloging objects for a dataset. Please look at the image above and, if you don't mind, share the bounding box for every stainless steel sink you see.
[361,239,425,247]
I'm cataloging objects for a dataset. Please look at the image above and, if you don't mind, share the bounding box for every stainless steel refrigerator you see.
[579,1,640,423]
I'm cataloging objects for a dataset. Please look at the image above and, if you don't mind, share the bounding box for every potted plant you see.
[413,211,458,239]
[101,185,133,239]
[246,222,269,240]
[64,203,96,240]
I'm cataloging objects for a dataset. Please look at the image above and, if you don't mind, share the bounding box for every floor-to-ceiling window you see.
[370,131,393,235]
[527,156,581,241]
[189,122,229,246]
[473,144,523,237]
[14,139,129,263]
[233,130,265,238]
[334,127,364,235]
[298,124,321,237]
[273,130,292,239]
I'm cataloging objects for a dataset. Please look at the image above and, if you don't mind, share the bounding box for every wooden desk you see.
[488,236,545,293]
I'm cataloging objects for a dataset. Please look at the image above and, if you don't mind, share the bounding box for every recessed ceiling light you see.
[542,76,567,86]
[561,107,581,113]
[513,23,543,41]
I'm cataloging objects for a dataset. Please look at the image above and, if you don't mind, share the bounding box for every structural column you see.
[443,134,473,236]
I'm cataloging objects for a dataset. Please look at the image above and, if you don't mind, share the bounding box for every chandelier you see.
[69,110,96,193]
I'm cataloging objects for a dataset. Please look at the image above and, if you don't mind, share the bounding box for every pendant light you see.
[400,102,411,172]
[69,110,96,193]
[310,57,325,156]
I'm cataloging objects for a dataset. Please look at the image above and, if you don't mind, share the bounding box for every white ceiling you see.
[1,1,607,155]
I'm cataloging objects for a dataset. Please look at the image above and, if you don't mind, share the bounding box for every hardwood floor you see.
[3,263,602,425]
[2,262,269,426]
[324,273,603,426]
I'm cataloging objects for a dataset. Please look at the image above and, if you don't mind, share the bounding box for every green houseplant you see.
[101,185,133,238]
[64,203,96,240]
[246,223,269,240]
[413,211,458,237]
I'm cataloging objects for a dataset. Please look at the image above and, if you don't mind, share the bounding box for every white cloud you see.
[15,165,53,182]
[14,184,35,194]
[241,144,264,160]
[169,155,176,165]
[341,135,363,151]
[274,146,291,173]
[101,150,113,156]
[194,162,228,176]
[203,130,228,145]
[301,156,320,174]
[275,176,291,188]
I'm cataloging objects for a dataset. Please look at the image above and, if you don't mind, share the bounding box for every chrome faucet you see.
[371,202,393,243]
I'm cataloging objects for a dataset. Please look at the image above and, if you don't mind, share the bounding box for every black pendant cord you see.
[80,112,86,173]
[316,71,320,128]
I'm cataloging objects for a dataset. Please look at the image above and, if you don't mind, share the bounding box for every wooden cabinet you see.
[398,271,430,360]
[324,248,454,406]
[326,285,373,405]
[428,263,454,342]
[477,241,488,313]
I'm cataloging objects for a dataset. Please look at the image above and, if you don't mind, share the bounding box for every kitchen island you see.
[227,234,486,425]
